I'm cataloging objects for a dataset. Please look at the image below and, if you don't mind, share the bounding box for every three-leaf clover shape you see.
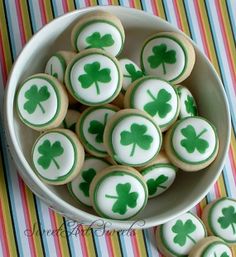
[147,175,168,195]
[144,89,172,118]
[105,183,138,215]
[78,62,111,95]
[124,64,144,82]
[86,32,114,49]
[88,113,108,143]
[24,85,50,114]
[216,253,230,257]
[172,219,197,246]
[185,95,197,116]
[147,43,176,74]
[120,123,153,157]
[37,140,64,170]
[180,125,209,154]
[218,206,236,234]
[79,168,96,197]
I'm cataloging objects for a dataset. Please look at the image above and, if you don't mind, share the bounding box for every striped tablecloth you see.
[0,1,235,257]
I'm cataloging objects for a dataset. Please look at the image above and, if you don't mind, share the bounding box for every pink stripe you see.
[0,30,7,86]
[85,0,90,7]
[105,233,114,257]
[195,203,202,217]
[129,0,135,8]
[173,0,183,30]
[62,0,69,13]
[215,0,236,92]
[48,209,63,257]
[38,0,47,25]
[0,200,10,257]
[130,231,140,257]
[150,1,159,16]
[78,226,89,257]
[18,176,37,257]
[214,182,220,198]
[15,0,26,45]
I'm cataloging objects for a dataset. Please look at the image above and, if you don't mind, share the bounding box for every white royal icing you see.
[94,171,147,219]
[60,109,80,131]
[130,78,178,129]
[202,241,232,257]
[111,115,161,165]
[141,36,186,81]
[33,132,76,181]
[141,164,176,198]
[161,212,206,256]
[81,107,117,154]
[45,54,65,83]
[69,157,109,206]
[17,77,58,126]
[178,86,197,119]
[69,54,120,105]
[75,22,123,56]
[119,58,143,91]
[172,117,217,163]
[209,198,236,243]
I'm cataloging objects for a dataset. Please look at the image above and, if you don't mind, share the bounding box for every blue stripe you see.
[162,0,173,25]
[75,0,86,9]
[27,0,37,33]
[63,220,77,257]
[184,0,198,43]
[143,229,153,257]
[51,0,59,18]
[118,233,128,257]
[226,0,236,40]
[92,230,103,257]
[140,0,147,12]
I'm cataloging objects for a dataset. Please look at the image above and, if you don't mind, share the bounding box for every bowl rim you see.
[4,5,231,229]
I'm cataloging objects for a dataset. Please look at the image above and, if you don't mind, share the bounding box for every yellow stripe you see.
[231,130,236,163]
[135,230,148,257]
[20,0,32,41]
[43,0,53,22]
[133,0,142,10]
[111,0,119,5]
[155,0,166,19]
[217,175,227,197]
[83,225,96,257]
[67,0,76,11]
[0,152,18,257]
[219,0,236,73]
[198,0,221,75]
[110,232,122,257]
[176,0,190,36]
[200,197,207,211]
[89,0,98,6]
[0,0,12,74]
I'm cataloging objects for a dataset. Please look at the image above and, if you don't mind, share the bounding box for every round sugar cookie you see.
[119,58,144,91]
[32,129,85,185]
[65,49,122,106]
[68,156,110,206]
[16,73,69,131]
[59,109,80,132]
[45,51,76,83]
[71,10,125,56]
[103,109,162,166]
[164,116,219,172]
[76,104,119,157]
[156,212,207,257]
[177,85,198,119]
[189,236,233,257]
[124,76,179,132]
[202,197,236,245]
[140,153,178,198]
[90,165,148,220]
[141,32,195,84]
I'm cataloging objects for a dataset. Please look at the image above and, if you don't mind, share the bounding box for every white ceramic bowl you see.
[4,6,230,229]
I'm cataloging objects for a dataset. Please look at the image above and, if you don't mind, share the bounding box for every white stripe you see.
[120,234,135,257]
[75,0,87,9]
[54,0,64,16]
[142,0,155,14]
[163,0,178,29]
[30,0,43,31]
[148,228,161,257]
[93,231,110,257]
[223,156,236,197]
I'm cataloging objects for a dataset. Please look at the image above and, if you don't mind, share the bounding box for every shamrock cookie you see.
[71,11,124,56]
[103,109,162,166]
[68,156,110,206]
[141,32,195,84]
[32,129,84,185]
[16,73,69,131]
[76,104,119,157]
[119,58,144,91]
[202,197,236,245]
[60,109,80,132]
[164,116,219,171]
[65,49,122,106]
[124,76,179,131]
[177,85,198,119]
[156,212,207,257]
[189,236,233,257]
[45,51,76,83]
[90,165,148,220]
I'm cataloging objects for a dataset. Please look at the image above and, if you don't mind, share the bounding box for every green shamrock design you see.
[172,219,197,246]
[24,85,50,114]
[218,206,236,234]
[62,120,76,132]
[86,32,114,49]
[105,183,138,215]
[144,89,172,118]
[79,168,96,197]
[88,113,108,143]
[50,63,58,78]
[37,140,64,170]
[120,123,153,157]
[147,43,176,74]
[185,95,197,116]
[147,175,168,195]
[216,253,230,257]
[78,62,111,95]
[124,64,144,82]
[180,125,209,154]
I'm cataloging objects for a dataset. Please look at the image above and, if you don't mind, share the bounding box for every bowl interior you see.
[5,6,230,229]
